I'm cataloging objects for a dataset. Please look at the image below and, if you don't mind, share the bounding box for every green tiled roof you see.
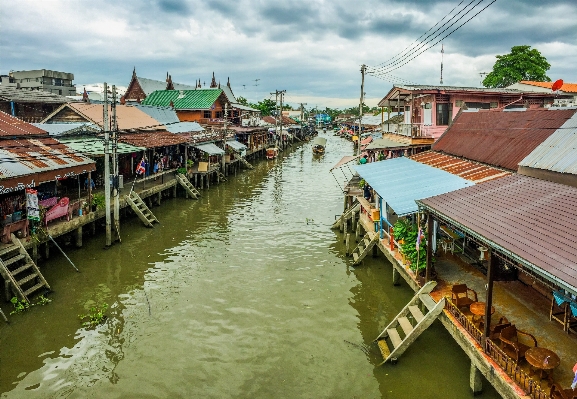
[142,89,223,110]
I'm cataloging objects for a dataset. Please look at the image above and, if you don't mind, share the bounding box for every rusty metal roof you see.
[432,108,577,170]
[0,137,95,192]
[410,151,511,183]
[0,111,47,136]
[518,111,577,174]
[417,174,577,295]
[118,131,188,148]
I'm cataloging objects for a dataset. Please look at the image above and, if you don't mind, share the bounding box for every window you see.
[436,103,452,125]
[215,111,224,119]
[203,111,211,118]
[465,102,490,109]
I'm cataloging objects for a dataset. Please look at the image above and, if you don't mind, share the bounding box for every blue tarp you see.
[354,157,474,216]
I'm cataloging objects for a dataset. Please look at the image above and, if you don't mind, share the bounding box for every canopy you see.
[330,155,359,171]
[354,157,473,216]
[60,137,144,155]
[226,140,247,151]
[365,138,410,150]
[313,137,327,147]
[194,142,225,155]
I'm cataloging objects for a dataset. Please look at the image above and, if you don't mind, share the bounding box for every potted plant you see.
[91,193,105,211]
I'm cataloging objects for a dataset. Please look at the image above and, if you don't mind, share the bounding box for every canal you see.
[0,133,500,398]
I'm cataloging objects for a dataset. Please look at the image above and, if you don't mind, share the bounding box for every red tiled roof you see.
[520,80,577,93]
[417,174,577,292]
[432,109,577,170]
[410,151,510,183]
[118,131,188,148]
[0,111,47,136]
[262,116,298,125]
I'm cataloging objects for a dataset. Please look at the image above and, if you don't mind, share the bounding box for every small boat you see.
[312,137,327,155]
[266,147,279,159]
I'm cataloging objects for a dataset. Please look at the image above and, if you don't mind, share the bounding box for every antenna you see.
[254,79,260,87]
[479,72,488,85]
[440,43,444,85]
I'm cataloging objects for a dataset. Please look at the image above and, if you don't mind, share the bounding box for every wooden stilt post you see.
[483,249,495,340]
[345,233,351,256]
[426,212,433,283]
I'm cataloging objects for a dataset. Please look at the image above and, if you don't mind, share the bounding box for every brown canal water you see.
[0,134,500,398]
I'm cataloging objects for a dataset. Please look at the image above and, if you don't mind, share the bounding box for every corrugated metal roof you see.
[194,143,224,155]
[518,112,577,174]
[0,111,47,136]
[129,104,204,133]
[59,137,144,155]
[417,174,577,295]
[432,108,577,170]
[393,84,525,94]
[137,77,195,96]
[226,140,247,151]
[353,157,473,216]
[0,86,72,103]
[49,103,166,131]
[410,151,511,183]
[0,137,95,191]
[141,89,223,110]
[365,138,410,150]
[118,131,188,148]
[32,122,99,136]
[520,81,577,94]
[232,103,259,112]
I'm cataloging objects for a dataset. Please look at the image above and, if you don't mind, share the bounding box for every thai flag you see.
[135,159,146,175]
[572,363,577,389]
[416,228,423,250]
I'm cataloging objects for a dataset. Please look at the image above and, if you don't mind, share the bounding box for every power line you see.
[368,0,497,77]
[372,0,466,69]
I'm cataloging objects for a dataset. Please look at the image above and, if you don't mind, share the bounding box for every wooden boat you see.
[312,137,327,155]
[266,147,279,159]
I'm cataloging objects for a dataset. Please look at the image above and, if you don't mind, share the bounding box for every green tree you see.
[482,45,551,88]
[251,99,276,116]
[236,96,248,106]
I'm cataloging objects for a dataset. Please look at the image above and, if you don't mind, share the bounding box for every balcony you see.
[383,122,433,138]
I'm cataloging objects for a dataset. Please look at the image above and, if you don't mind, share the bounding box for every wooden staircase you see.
[0,234,50,303]
[218,171,227,182]
[125,191,159,227]
[175,173,200,199]
[331,202,360,229]
[374,281,446,365]
[351,231,379,265]
[239,157,254,169]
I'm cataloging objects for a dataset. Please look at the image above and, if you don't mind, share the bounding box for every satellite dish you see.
[552,79,563,91]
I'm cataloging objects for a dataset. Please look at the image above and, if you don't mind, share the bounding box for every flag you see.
[135,158,146,175]
[416,228,423,251]
[572,363,577,389]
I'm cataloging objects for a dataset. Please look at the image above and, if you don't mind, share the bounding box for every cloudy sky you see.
[1,0,576,108]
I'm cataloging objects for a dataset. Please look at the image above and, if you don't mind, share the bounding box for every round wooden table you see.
[525,347,560,383]
[470,302,495,325]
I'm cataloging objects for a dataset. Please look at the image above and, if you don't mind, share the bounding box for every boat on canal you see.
[312,136,327,155]
[266,147,279,159]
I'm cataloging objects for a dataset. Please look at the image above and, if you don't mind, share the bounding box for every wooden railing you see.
[445,298,550,399]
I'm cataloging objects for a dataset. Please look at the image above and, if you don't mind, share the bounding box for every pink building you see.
[377,85,564,140]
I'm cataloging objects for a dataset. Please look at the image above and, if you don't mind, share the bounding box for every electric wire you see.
[368,0,486,75]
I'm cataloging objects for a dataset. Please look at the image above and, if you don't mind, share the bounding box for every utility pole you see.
[358,65,366,156]
[300,103,307,139]
[279,90,285,149]
[111,85,120,242]
[103,82,111,247]
[222,103,228,171]
[271,90,279,148]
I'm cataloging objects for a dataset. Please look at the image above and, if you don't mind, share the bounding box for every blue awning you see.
[354,157,474,216]
[194,143,225,155]
[226,140,247,151]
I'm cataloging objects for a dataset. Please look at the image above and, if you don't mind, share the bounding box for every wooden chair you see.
[550,383,577,399]
[499,325,537,363]
[480,317,511,342]
[451,284,478,310]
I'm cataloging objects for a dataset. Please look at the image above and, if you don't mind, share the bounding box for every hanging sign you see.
[26,188,40,221]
